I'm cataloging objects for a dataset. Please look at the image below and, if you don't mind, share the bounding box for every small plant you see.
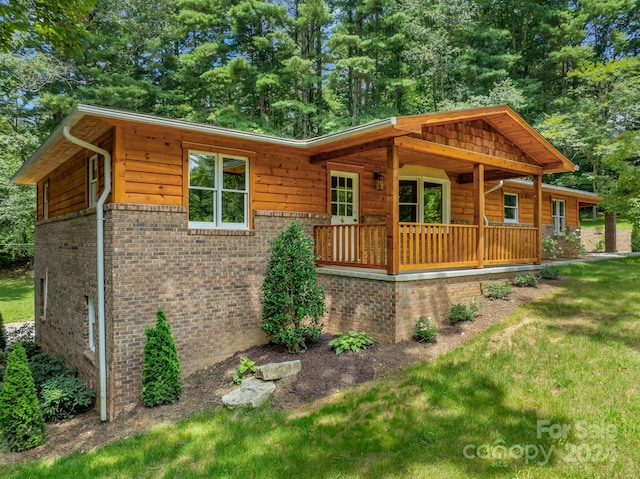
[329,331,374,355]
[0,343,46,451]
[540,265,560,280]
[0,311,6,352]
[483,280,511,300]
[561,230,586,258]
[230,356,257,385]
[413,317,438,343]
[39,376,95,422]
[141,309,182,407]
[29,351,75,393]
[542,236,560,259]
[449,301,479,324]
[513,272,539,287]
[262,221,326,353]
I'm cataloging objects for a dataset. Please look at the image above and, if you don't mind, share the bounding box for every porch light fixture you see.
[374,171,384,191]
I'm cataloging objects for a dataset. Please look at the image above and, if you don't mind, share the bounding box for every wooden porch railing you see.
[484,225,538,265]
[315,223,539,272]
[399,223,478,270]
[314,223,387,268]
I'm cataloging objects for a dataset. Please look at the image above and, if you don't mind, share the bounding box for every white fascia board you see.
[506,178,600,200]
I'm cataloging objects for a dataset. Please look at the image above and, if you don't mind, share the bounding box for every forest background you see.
[1,0,638,265]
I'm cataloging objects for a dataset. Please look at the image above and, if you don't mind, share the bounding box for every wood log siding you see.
[316,222,540,271]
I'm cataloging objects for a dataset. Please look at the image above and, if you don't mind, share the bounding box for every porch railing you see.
[314,223,539,272]
[314,223,387,268]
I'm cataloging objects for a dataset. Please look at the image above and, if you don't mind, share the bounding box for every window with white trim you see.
[87,297,96,352]
[552,199,566,235]
[188,150,249,229]
[89,155,98,207]
[398,176,450,223]
[43,182,49,220]
[504,193,518,223]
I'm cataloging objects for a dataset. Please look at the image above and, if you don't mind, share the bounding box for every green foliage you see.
[413,317,438,343]
[540,265,560,280]
[141,309,182,408]
[513,273,539,288]
[561,231,586,258]
[483,280,512,301]
[449,301,479,324]
[8,340,40,359]
[39,376,95,422]
[230,356,257,385]
[542,237,560,260]
[329,331,374,355]
[261,222,325,353]
[29,351,75,393]
[0,310,6,351]
[632,223,640,253]
[0,342,45,451]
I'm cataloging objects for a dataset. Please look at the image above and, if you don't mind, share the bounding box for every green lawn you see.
[2,257,640,477]
[0,271,34,323]
[580,214,633,231]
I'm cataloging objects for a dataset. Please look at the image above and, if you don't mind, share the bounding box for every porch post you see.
[533,175,543,264]
[386,146,400,275]
[473,164,485,268]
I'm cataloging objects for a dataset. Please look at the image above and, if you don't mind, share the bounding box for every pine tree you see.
[0,342,46,451]
[141,309,182,407]
[261,221,325,353]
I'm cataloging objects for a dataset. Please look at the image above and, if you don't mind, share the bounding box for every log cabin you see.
[12,104,601,420]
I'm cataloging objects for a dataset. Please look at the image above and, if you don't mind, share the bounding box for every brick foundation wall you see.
[105,205,329,418]
[33,210,100,395]
[319,271,516,343]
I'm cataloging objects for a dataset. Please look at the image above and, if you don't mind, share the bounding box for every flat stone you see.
[221,377,276,408]
[255,360,302,381]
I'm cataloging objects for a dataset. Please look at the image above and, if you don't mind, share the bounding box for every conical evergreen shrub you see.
[0,342,46,451]
[261,221,325,353]
[0,310,6,351]
[141,309,182,407]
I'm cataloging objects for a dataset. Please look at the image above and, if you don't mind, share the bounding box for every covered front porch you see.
[309,107,573,275]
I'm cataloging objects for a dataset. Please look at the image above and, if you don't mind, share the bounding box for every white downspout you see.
[483,180,504,226]
[63,126,111,423]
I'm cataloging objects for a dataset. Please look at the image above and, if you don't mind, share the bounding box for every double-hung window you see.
[89,155,98,207]
[188,150,249,229]
[552,199,566,235]
[504,193,518,223]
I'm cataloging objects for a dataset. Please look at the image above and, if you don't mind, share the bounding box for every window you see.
[89,155,98,207]
[504,193,518,223]
[188,150,249,229]
[43,182,49,220]
[87,297,96,352]
[39,269,48,321]
[399,177,450,223]
[552,199,566,235]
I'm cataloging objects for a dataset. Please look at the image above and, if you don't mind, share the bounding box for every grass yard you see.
[580,214,633,231]
[2,257,640,478]
[0,270,34,323]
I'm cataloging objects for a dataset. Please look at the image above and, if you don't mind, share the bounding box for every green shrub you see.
[561,231,586,258]
[413,317,438,343]
[329,331,374,355]
[540,265,560,280]
[449,301,479,324]
[262,221,325,353]
[141,309,182,407]
[230,356,257,385]
[483,280,512,300]
[542,237,560,259]
[40,376,95,422]
[632,223,640,252]
[29,352,75,393]
[0,343,45,451]
[0,311,6,352]
[513,272,539,287]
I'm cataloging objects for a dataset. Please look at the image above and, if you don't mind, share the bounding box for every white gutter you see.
[62,126,110,423]
[483,180,503,225]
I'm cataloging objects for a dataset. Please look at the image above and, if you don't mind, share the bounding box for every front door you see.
[330,171,359,225]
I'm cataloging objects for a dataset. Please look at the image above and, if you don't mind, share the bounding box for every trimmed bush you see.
[450,301,479,324]
[540,265,560,280]
[262,221,325,353]
[0,343,45,451]
[141,309,182,407]
[40,376,95,422]
[483,280,511,300]
[413,317,438,343]
[513,272,539,287]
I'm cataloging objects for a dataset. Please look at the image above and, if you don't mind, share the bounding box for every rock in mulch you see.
[222,377,276,408]
[255,360,301,381]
